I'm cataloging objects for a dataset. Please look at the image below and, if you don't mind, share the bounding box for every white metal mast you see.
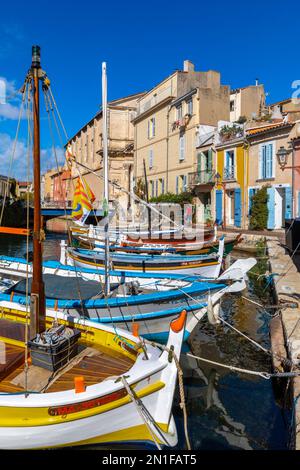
[102,62,110,295]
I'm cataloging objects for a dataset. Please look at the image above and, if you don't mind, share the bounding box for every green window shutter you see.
[197,153,202,173]
[207,149,213,171]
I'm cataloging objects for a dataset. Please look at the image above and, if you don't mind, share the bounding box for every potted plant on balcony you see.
[219,124,243,141]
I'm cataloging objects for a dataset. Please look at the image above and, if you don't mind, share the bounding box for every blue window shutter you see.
[234,188,242,227]
[161,178,165,194]
[183,175,187,191]
[215,189,223,225]
[266,144,273,178]
[259,145,263,179]
[267,187,275,229]
[285,186,292,219]
[176,176,179,194]
[147,121,150,139]
[248,188,254,215]
[225,151,229,169]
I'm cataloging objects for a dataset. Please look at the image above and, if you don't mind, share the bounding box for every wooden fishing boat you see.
[0,301,187,449]
[0,251,256,342]
[72,232,242,257]
[0,47,188,450]
[66,238,225,278]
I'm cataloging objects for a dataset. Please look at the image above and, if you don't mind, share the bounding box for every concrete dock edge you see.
[267,238,300,449]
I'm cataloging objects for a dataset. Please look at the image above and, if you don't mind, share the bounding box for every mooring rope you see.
[185,352,300,380]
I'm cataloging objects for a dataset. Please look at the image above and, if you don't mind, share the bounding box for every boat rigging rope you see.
[73,159,182,230]
[0,79,28,226]
[143,342,191,450]
[42,87,96,317]
[44,87,100,227]
[174,284,296,368]
[170,349,191,450]
[47,86,182,230]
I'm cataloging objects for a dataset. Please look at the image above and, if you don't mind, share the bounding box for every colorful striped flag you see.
[71,177,95,225]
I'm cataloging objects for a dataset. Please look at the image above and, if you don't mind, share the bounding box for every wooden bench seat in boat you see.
[0,343,134,394]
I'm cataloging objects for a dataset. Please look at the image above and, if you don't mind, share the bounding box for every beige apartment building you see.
[229,84,265,122]
[133,61,230,206]
[66,92,145,210]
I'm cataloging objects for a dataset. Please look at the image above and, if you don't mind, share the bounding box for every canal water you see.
[0,233,292,450]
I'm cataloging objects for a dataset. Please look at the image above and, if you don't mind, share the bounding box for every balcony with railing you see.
[223,166,236,181]
[188,170,215,187]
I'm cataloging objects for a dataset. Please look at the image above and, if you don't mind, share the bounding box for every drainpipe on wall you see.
[243,139,250,229]
[166,105,170,192]
[292,141,295,218]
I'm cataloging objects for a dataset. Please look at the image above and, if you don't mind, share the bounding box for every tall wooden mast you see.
[30,45,45,337]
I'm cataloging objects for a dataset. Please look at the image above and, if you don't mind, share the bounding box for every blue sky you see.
[0,0,299,178]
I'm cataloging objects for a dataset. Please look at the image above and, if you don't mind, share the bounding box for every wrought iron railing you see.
[223,166,235,181]
[188,170,215,186]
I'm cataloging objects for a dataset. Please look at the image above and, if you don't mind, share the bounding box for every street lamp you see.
[277,146,292,170]
[276,143,300,219]
[277,144,300,171]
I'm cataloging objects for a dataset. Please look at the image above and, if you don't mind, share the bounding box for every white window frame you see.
[224,148,236,179]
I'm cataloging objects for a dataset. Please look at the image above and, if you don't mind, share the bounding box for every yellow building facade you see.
[215,136,249,228]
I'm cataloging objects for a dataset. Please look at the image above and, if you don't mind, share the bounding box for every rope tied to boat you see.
[168,348,191,451]
[142,339,191,450]
[185,352,300,380]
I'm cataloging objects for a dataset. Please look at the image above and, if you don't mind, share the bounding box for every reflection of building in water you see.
[181,352,253,449]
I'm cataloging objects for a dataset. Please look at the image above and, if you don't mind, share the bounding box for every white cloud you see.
[0,133,65,180]
[0,77,23,121]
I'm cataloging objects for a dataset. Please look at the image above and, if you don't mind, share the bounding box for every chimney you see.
[183,60,195,72]
[255,78,259,86]
[271,105,283,122]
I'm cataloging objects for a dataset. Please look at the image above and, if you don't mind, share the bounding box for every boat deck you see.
[0,319,134,394]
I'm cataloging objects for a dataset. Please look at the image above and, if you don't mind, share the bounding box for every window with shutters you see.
[176,105,182,120]
[149,180,154,198]
[149,149,153,169]
[259,143,274,179]
[160,178,165,195]
[179,134,185,161]
[148,117,156,139]
[186,98,193,115]
[224,149,235,180]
